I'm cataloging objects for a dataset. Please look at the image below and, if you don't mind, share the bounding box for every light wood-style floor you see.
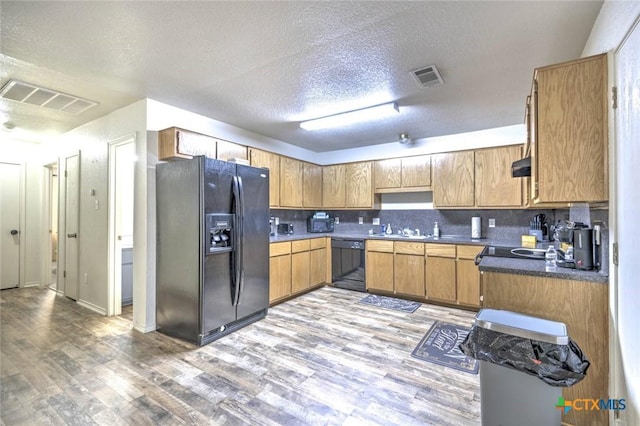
[0,286,480,425]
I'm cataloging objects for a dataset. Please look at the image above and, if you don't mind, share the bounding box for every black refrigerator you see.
[156,156,270,345]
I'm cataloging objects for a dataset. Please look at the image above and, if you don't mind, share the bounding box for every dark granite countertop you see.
[478,256,608,284]
[270,231,609,284]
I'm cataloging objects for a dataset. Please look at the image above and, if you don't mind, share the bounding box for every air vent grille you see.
[0,79,98,114]
[411,65,444,88]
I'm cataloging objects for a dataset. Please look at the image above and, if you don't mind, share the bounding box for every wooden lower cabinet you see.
[365,240,394,292]
[456,245,483,307]
[394,241,425,297]
[483,272,608,426]
[270,238,328,304]
[425,244,456,303]
[269,253,291,303]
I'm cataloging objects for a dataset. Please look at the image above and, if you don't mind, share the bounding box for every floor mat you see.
[411,321,479,374]
[358,294,421,313]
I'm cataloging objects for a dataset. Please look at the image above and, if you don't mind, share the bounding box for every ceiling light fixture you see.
[299,102,399,131]
[398,132,412,145]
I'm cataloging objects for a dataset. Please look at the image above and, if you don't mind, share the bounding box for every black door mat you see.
[411,321,479,374]
[358,294,421,313]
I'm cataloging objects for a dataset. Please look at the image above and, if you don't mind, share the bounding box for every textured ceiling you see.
[1,1,602,151]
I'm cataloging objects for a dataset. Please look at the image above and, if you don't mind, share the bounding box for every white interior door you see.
[64,154,80,300]
[0,162,21,290]
[614,17,640,423]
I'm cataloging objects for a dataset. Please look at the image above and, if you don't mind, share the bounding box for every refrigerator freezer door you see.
[235,164,270,319]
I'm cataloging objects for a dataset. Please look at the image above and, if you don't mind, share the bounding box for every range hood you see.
[511,156,531,177]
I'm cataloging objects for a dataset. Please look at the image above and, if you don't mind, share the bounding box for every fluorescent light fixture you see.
[299,102,399,131]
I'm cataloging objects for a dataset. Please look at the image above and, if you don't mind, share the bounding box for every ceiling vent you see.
[0,79,98,114]
[411,65,444,88]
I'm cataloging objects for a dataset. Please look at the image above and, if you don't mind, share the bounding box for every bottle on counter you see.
[433,221,440,239]
[385,223,393,235]
[545,244,557,269]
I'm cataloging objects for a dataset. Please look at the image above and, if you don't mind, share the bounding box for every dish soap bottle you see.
[385,223,393,235]
[433,221,440,239]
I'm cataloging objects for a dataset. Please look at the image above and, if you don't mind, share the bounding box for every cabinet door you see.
[365,251,394,292]
[374,158,401,190]
[402,155,431,188]
[394,254,425,297]
[309,248,327,286]
[216,140,247,161]
[280,157,303,207]
[346,162,373,208]
[303,162,323,208]
[475,145,523,207]
[322,164,346,208]
[535,54,607,203]
[269,254,291,303]
[426,257,456,302]
[291,251,310,294]
[433,151,475,207]
[250,149,280,207]
[456,259,481,307]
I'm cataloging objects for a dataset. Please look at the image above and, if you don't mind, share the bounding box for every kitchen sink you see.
[510,248,546,259]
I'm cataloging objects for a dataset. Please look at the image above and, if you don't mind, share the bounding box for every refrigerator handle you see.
[236,175,245,303]
[232,176,243,306]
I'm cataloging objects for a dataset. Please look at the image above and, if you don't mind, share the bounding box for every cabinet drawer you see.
[367,240,394,253]
[425,243,456,257]
[309,237,327,250]
[291,239,311,253]
[270,241,291,257]
[394,241,425,255]
[457,244,483,260]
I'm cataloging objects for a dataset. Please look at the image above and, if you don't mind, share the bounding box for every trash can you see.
[460,309,590,426]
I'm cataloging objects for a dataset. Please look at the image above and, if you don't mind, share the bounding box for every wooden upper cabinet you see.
[401,155,431,188]
[303,162,323,208]
[249,148,280,207]
[322,164,346,208]
[433,151,475,207]
[346,161,373,208]
[279,157,303,208]
[374,155,431,193]
[216,140,247,161]
[374,158,402,190]
[532,53,608,203]
[158,127,216,161]
[475,145,523,207]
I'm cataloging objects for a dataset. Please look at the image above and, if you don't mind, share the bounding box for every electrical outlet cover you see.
[372,218,380,225]
[358,217,363,224]
[489,218,496,228]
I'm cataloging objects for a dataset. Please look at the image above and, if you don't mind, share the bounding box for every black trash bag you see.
[459,326,590,387]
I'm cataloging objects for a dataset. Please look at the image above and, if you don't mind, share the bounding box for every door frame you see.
[107,133,136,316]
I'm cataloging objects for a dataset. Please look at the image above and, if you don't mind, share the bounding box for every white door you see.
[0,162,21,289]
[64,154,80,300]
[614,17,640,423]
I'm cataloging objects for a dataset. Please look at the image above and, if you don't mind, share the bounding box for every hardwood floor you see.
[0,286,479,425]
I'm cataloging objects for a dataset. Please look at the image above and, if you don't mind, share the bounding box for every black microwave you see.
[307,217,335,233]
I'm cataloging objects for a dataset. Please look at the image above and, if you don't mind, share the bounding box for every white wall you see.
[582,2,640,424]
[52,100,147,314]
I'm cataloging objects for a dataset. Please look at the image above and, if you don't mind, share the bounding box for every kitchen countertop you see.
[478,255,608,284]
[270,231,609,284]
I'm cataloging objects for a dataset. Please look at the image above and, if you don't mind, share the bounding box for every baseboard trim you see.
[133,322,156,333]
[78,299,107,315]
[22,281,41,288]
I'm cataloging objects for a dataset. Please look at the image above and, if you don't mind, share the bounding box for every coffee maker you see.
[573,226,602,271]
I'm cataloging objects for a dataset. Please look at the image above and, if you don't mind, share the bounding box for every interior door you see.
[0,162,21,289]
[64,154,80,300]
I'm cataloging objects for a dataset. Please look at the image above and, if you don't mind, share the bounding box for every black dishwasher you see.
[331,238,366,292]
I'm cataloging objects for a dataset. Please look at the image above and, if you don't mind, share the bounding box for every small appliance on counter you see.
[269,216,276,236]
[277,223,294,235]
[472,217,481,239]
[307,211,335,233]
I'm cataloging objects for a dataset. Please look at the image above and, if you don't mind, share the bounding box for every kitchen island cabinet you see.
[483,271,608,426]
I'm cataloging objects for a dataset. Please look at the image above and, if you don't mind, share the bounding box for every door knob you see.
[10,229,18,235]
[67,233,77,238]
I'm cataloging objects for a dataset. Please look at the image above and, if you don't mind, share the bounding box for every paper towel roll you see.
[472,217,481,238]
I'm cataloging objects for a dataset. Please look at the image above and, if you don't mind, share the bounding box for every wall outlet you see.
[372,218,380,225]
[335,217,339,224]
[489,218,496,228]
[95,200,100,210]
[358,217,363,225]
